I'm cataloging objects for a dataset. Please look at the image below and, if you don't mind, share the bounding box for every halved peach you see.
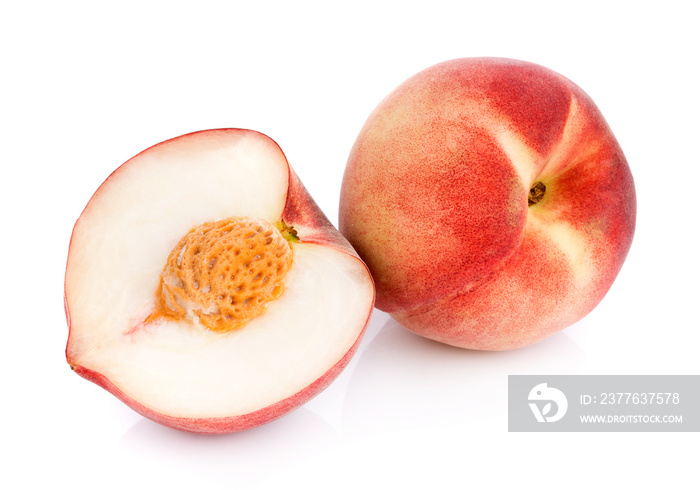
[65,129,374,433]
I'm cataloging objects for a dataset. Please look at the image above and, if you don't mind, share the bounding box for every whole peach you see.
[339,58,635,350]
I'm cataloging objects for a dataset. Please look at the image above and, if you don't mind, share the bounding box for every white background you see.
[2,1,698,488]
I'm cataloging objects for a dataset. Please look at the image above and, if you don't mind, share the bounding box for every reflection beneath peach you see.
[120,406,339,484]
[342,315,586,435]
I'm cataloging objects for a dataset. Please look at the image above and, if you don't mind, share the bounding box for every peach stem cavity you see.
[528,182,546,207]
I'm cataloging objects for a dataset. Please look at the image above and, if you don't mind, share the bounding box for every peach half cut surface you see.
[339,57,636,351]
[65,129,374,433]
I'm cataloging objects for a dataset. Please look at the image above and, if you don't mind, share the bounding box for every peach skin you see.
[339,57,635,350]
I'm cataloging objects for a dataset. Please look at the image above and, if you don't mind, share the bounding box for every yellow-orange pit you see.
[147,217,295,332]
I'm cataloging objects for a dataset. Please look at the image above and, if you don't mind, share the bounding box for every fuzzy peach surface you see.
[339,58,635,350]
